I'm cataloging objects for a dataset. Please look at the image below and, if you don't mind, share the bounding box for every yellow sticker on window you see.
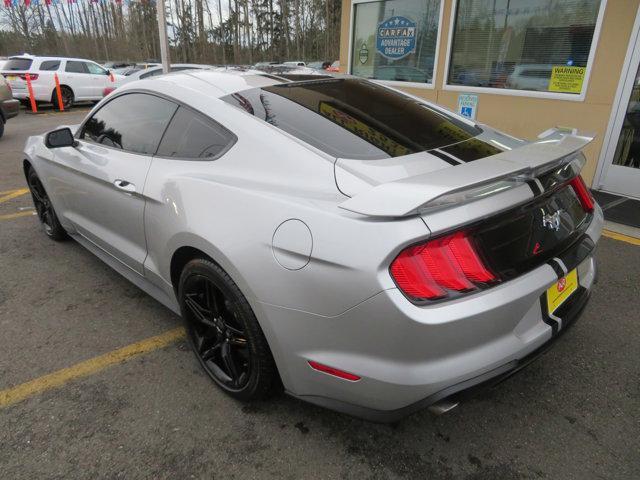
[548,66,585,94]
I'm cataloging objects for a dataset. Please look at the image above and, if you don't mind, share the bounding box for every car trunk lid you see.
[337,129,596,282]
[336,130,593,217]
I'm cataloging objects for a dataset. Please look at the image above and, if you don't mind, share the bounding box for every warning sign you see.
[548,66,585,94]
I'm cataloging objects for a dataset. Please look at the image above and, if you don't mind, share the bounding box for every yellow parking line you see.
[0,211,36,221]
[0,188,29,204]
[0,327,185,408]
[602,229,640,246]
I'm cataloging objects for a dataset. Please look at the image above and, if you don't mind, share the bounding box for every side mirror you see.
[105,69,111,76]
[45,127,77,149]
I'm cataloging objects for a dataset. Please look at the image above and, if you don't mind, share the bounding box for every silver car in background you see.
[23,71,603,421]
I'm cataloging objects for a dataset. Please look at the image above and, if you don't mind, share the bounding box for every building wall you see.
[339,0,640,185]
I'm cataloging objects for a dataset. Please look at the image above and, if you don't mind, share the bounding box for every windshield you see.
[221,78,480,159]
[3,58,33,71]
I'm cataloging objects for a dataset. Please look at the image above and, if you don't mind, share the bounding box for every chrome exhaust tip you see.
[427,399,459,415]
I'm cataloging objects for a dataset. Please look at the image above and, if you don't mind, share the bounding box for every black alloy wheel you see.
[179,258,277,400]
[26,168,68,241]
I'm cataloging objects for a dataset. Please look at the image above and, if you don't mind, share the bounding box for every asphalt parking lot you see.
[0,110,639,480]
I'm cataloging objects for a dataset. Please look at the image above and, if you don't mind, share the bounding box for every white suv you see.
[0,55,124,109]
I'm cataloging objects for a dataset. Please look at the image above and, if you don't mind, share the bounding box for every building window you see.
[447,0,603,96]
[350,0,442,86]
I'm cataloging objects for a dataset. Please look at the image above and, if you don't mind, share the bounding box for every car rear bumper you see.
[259,206,603,421]
[290,279,592,422]
[1,98,19,119]
[10,82,52,102]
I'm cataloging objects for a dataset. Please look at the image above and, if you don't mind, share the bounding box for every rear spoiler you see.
[339,130,594,218]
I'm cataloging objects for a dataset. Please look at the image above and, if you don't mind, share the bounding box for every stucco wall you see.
[339,0,640,185]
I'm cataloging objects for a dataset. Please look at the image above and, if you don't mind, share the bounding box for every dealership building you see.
[339,0,640,227]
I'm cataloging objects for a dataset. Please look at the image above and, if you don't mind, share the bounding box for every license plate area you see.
[546,269,579,315]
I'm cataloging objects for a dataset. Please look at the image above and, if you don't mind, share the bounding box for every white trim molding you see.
[347,0,445,90]
[441,0,609,102]
[593,3,640,193]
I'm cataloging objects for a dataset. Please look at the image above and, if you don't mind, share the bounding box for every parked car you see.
[506,64,553,91]
[307,61,332,70]
[113,67,141,76]
[253,61,280,69]
[283,61,306,67]
[0,74,19,138]
[374,65,431,83]
[326,60,340,73]
[254,64,329,78]
[23,71,603,421]
[119,64,211,84]
[1,55,125,109]
[102,61,135,70]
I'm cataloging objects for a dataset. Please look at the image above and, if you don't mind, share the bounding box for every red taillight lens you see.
[390,232,497,301]
[569,175,594,213]
[308,361,361,381]
[19,73,38,81]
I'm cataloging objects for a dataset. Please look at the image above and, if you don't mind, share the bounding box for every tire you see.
[178,258,277,401]
[26,168,68,241]
[59,86,74,110]
[0,117,4,139]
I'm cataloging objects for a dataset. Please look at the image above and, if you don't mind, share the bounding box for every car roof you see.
[118,70,293,99]
[9,55,100,63]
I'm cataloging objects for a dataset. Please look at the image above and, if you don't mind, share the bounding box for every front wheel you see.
[178,258,277,401]
[27,168,68,241]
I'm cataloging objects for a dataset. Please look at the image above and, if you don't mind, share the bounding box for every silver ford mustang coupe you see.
[23,71,603,421]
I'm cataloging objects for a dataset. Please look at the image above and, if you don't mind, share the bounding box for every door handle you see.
[114,179,136,193]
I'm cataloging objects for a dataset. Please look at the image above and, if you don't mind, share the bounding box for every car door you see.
[50,92,178,274]
[85,61,111,98]
[63,60,91,99]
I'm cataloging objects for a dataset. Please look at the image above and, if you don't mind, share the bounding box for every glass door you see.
[598,19,640,199]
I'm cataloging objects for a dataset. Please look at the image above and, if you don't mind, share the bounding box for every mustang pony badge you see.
[542,210,563,232]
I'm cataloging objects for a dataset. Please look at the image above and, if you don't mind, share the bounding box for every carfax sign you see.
[376,16,417,60]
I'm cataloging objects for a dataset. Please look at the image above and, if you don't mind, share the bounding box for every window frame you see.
[77,90,237,161]
[65,60,89,74]
[154,105,238,162]
[38,60,61,72]
[86,61,108,76]
[346,0,446,90]
[77,91,179,157]
[442,0,608,102]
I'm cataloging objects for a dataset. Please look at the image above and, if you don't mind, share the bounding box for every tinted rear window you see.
[221,78,480,159]
[4,58,33,71]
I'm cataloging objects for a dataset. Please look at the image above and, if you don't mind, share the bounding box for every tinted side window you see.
[39,60,61,71]
[66,61,87,73]
[81,93,178,155]
[156,107,235,159]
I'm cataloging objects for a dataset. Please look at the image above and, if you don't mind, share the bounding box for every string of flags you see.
[2,0,155,7]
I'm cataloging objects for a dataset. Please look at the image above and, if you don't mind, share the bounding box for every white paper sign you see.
[457,94,478,120]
